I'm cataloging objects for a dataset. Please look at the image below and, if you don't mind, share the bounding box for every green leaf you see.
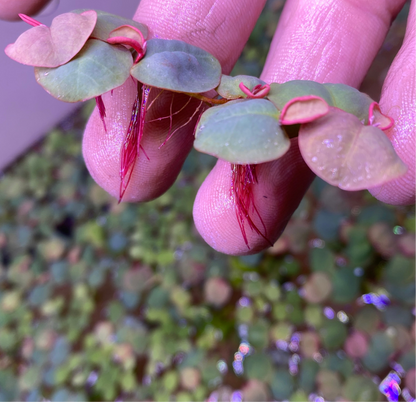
[216,74,266,99]
[353,306,381,334]
[358,204,396,226]
[304,305,324,328]
[299,359,319,393]
[319,319,347,349]
[147,287,170,308]
[35,39,133,102]
[50,337,70,366]
[270,369,295,400]
[194,99,290,164]
[73,9,148,41]
[28,284,52,307]
[244,353,272,380]
[120,371,137,392]
[342,376,379,401]
[331,268,361,303]
[383,254,415,286]
[290,391,309,402]
[316,370,341,400]
[163,371,179,393]
[309,247,335,274]
[51,389,70,402]
[131,38,221,93]
[322,353,354,377]
[383,305,413,327]
[362,332,394,372]
[345,227,374,266]
[267,80,333,113]
[385,282,415,306]
[324,83,374,123]
[399,351,415,371]
[0,328,16,351]
[299,108,407,190]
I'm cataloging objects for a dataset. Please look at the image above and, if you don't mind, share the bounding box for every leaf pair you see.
[34,40,133,102]
[7,8,223,102]
[267,80,393,128]
[194,78,405,190]
[5,10,150,102]
[193,83,331,165]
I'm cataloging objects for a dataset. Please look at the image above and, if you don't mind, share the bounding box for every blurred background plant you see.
[0,1,414,401]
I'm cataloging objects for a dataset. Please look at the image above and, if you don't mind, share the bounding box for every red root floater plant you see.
[5,9,407,250]
[231,164,272,248]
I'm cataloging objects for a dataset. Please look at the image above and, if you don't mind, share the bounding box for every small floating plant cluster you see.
[5,9,407,248]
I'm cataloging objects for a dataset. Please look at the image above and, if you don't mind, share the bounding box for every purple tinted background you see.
[0,1,138,171]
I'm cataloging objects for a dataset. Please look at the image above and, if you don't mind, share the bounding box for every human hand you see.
[80,0,414,255]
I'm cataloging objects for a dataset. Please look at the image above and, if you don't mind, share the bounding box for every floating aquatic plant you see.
[5,9,406,248]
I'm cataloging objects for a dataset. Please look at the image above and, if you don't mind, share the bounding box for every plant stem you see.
[185,92,228,105]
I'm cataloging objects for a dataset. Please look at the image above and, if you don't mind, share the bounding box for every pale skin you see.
[2,0,415,255]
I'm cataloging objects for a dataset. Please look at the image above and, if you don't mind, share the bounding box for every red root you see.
[118,87,202,201]
[159,98,203,149]
[231,164,272,249]
[119,84,151,202]
[19,14,43,27]
[95,95,107,132]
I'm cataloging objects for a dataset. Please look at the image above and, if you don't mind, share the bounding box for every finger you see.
[132,0,267,74]
[83,0,267,202]
[0,0,52,21]
[85,82,208,202]
[193,0,407,255]
[261,0,407,85]
[194,141,313,255]
[369,0,415,205]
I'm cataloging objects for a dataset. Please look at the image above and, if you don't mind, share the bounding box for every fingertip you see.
[193,141,315,255]
[83,81,199,203]
[193,160,273,255]
[82,79,138,201]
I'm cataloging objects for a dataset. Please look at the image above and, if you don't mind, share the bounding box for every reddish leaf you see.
[107,25,146,63]
[108,25,145,47]
[280,95,329,125]
[5,10,97,67]
[344,331,369,358]
[369,102,394,130]
[299,108,407,191]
